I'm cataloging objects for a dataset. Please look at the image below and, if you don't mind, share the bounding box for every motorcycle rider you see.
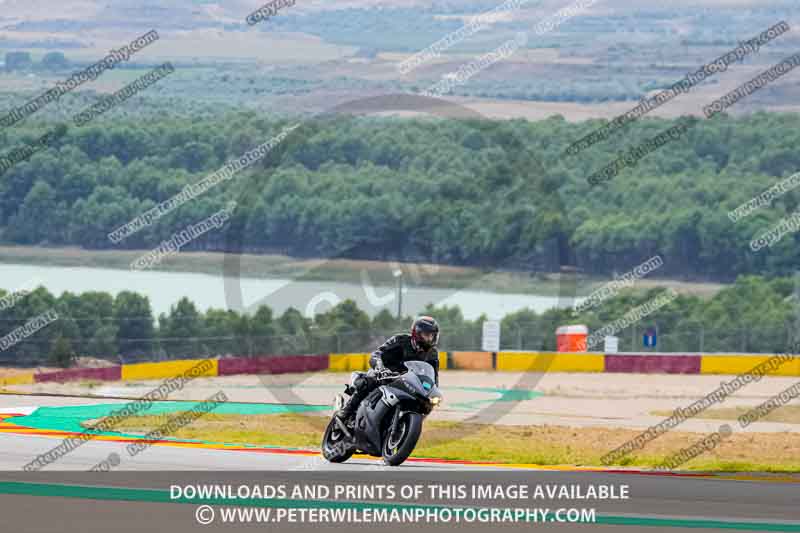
[336,316,440,424]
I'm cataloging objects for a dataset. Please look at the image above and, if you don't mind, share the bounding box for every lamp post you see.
[393,269,403,320]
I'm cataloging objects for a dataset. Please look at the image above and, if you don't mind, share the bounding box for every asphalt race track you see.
[0,394,798,532]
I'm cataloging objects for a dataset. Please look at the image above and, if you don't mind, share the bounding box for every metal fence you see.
[1,321,798,368]
[494,322,798,354]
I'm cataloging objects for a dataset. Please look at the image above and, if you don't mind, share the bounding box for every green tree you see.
[49,336,75,368]
[40,52,69,71]
[203,308,247,355]
[5,51,32,72]
[275,307,311,354]
[113,291,154,358]
[7,181,66,244]
[248,306,277,355]
[314,299,371,352]
[86,324,119,359]
[158,297,203,358]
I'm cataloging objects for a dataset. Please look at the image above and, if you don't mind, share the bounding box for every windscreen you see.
[403,361,436,381]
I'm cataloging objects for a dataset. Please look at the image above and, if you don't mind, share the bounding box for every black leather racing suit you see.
[339,333,439,418]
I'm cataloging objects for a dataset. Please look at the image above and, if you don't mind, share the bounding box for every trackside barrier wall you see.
[217,354,329,375]
[328,353,370,372]
[605,354,701,374]
[327,351,800,376]
[35,366,121,383]
[700,354,800,376]
[328,352,449,372]
[450,351,493,370]
[613,352,800,375]
[121,359,218,381]
[0,372,35,386]
[496,352,604,372]
[8,352,800,386]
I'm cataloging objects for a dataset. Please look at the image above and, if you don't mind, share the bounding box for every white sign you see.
[482,320,501,352]
[604,336,619,353]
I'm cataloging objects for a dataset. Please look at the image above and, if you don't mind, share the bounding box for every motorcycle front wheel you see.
[321,416,355,463]
[382,412,422,466]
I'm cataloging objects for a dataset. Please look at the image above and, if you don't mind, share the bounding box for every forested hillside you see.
[2,110,800,280]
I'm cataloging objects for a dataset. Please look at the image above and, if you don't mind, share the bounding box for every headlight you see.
[430,396,442,407]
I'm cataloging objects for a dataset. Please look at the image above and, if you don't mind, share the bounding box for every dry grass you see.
[0,366,57,377]
[104,412,800,471]
[653,405,800,425]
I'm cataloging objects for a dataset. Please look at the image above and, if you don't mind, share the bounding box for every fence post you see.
[699,326,704,353]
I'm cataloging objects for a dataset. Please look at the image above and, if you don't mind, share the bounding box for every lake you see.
[0,263,581,320]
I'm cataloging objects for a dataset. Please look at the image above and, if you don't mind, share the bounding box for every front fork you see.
[387,407,406,443]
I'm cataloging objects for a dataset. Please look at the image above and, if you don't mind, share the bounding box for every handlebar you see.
[375,369,402,380]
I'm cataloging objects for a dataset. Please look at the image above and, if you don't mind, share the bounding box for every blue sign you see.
[643,330,657,348]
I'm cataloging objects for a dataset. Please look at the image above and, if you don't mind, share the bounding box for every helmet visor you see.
[419,331,436,344]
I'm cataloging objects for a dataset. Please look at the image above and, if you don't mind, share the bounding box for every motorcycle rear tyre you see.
[322,416,355,463]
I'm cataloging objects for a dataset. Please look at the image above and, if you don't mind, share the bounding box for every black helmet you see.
[411,315,439,351]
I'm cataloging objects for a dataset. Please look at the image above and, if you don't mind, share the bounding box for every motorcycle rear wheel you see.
[321,416,355,463]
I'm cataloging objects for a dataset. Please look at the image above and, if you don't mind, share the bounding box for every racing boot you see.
[336,386,369,428]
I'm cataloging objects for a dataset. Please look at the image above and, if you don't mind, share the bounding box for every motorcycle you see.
[321,360,443,466]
